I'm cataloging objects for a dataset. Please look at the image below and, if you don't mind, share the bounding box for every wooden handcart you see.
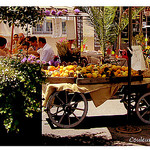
[43,77,150,128]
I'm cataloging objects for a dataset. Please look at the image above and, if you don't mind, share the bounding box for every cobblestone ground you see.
[41,134,142,146]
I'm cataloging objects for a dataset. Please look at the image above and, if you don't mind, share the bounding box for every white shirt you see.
[37,43,54,62]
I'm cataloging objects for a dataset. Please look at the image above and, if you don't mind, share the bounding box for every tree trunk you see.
[10,23,14,54]
[116,7,123,56]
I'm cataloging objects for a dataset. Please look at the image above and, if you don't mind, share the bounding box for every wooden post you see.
[75,16,78,48]
[10,23,14,54]
[127,7,132,123]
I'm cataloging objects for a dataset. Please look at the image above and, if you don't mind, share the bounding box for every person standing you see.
[37,37,54,62]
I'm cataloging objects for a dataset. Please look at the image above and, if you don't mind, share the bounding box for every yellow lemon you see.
[102,74,106,78]
[92,72,97,78]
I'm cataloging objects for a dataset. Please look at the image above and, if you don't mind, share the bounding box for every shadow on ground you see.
[44,113,150,146]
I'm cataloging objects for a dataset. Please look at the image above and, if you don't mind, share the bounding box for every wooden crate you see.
[46,77,76,84]
[76,77,109,85]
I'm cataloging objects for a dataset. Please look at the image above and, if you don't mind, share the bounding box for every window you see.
[46,20,53,34]
[34,23,43,33]
[32,17,67,35]
[32,17,53,34]
[62,20,66,34]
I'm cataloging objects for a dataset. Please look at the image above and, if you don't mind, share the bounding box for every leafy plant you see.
[78,6,145,56]
[0,6,45,30]
[0,55,45,133]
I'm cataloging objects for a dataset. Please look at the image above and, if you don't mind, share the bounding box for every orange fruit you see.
[86,73,92,78]
[48,66,55,71]
[67,65,74,70]
[63,73,69,77]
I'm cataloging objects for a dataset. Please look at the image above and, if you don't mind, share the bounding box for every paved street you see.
[42,99,150,146]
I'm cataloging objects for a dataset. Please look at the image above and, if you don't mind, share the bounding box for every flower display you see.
[0,56,45,133]
[57,11,63,16]
[51,9,56,15]
[62,9,68,15]
[45,10,50,16]
[74,9,80,14]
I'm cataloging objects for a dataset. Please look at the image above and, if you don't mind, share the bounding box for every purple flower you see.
[74,9,80,14]
[30,61,35,64]
[31,55,36,60]
[27,57,31,62]
[42,61,46,64]
[64,9,68,13]
[51,10,56,15]
[36,60,40,64]
[48,60,54,65]
[45,10,50,16]
[57,11,62,16]
[21,57,27,63]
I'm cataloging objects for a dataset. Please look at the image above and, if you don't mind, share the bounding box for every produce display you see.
[42,64,139,78]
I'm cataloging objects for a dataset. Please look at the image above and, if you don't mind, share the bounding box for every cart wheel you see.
[46,90,88,128]
[135,92,150,124]
[122,93,140,112]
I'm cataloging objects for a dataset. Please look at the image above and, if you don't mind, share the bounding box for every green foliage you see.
[0,6,45,30]
[0,56,45,133]
[80,6,118,55]
[79,6,145,56]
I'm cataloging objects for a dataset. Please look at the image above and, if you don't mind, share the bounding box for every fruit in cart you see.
[76,66,82,71]
[92,72,97,78]
[44,63,140,78]
[67,65,74,71]
[63,72,69,77]
[48,66,55,71]
[86,73,92,78]
[102,74,106,78]
[86,65,93,71]
[81,67,87,74]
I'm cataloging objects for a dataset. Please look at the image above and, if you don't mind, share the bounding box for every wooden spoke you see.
[70,100,80,106]
[141,109,149,117]
[72,107,84,111]
[68,114,71,125]
[54,109,64,116]
[56,94,65,104]
[69,94,76,104]
[72,112,80,120]
[65,91,68,103]
[59,112,65,124]
[143,98,150,107]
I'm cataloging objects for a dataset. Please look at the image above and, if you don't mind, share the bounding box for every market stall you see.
[41,7,150,130]
[41,61,150,128]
